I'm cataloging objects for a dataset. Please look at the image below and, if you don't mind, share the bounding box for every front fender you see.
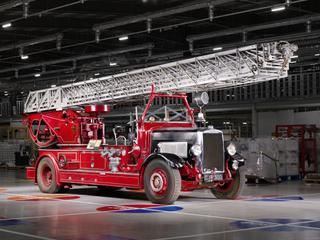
[143,153,185,169]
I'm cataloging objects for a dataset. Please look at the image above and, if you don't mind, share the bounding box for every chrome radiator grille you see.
[202,133,224,171]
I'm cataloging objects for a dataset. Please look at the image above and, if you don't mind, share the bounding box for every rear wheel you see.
[144,159,181,204]
[211,168,244,199]
[37,158,63,193]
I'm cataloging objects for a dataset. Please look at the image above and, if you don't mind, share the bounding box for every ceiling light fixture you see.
[94,73,100,76]
[291,55,298,59]
[51,84,56,87]
[21,55,29,60]
[315,53,320,57]
[271,5,286,12]
[118,36,129,41]
[213,47,223,51]
[34,73,41,77]
[2,23,11,29]
[109,62,117,67]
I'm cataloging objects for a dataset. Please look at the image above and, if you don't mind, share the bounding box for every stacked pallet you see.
[278,138,299,177]
[236,137,300,182]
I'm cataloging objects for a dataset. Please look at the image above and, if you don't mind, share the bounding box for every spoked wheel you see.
[37,158,63,193]
[144,159,181,204]
[211,168,244,199]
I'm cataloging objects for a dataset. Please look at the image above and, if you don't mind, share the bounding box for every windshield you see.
[144,96,192,123]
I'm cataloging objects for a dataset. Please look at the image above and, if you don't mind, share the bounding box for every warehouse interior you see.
[1,0,320,239]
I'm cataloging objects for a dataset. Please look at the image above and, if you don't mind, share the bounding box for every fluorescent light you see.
[109,62,117,66]
[118,36,129,41]
[4,93,8,96]
[4,91,8,93]
[271,5,286,12]
[2,23,11,28]
[34,73,41,77]
[21,55,29,60]
[51,84,56,88]
[213,47,223,51]
[94,73,100,76]
[291,55,298,59]
[315,53,320,57]
[242,122,248,125]
[291,60,297,64]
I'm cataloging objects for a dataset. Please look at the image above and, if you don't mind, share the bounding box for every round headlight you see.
[227,143,237,156]
[191,144,202,156]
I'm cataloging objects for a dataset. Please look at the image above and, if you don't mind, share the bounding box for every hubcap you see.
[150,169,168,195]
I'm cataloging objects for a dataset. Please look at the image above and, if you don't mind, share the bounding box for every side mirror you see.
[194,92,209,107]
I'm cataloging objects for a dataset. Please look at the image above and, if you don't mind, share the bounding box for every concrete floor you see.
[1,169,320,240]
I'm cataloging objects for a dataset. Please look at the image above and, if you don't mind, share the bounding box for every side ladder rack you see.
[24,41,297,113]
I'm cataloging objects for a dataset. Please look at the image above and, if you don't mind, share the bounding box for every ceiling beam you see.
[0,43,154,74]
[92,0,235,32]
[0,33,63,53]
[187,14,320,42]
[0,0,34,13]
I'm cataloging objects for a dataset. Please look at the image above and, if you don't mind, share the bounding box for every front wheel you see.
[144,159,181,204]
[37,158,63,193]
[211,168,244,199]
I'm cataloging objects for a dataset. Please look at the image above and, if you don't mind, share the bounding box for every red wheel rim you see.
[150,168,168,195]
[41,164,53,187]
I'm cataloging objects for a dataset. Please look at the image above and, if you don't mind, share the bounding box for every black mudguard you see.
[144,153,185,169]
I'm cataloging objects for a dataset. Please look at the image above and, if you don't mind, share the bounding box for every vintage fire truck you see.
[25,87,244,204]
[24,41,296,204]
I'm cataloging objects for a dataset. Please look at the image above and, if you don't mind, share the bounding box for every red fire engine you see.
[25,87,244,204]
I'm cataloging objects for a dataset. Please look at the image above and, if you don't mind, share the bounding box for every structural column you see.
[251,104,258,137]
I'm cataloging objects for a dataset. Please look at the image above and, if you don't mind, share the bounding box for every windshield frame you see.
[141,91,194,124]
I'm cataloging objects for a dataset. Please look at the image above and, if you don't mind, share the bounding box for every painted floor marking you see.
[1,189,320,240]
[152,219,320,240]
[0,227,56,240]
[0,193,286,227]
[0,191,320,226]
[152,223,288,240]
[97,204,183,213]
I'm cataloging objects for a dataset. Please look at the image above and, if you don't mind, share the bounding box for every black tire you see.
[37,158,63,193]
[144,159,181,204]
[97,186,122,191]
[211,168,244,199]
